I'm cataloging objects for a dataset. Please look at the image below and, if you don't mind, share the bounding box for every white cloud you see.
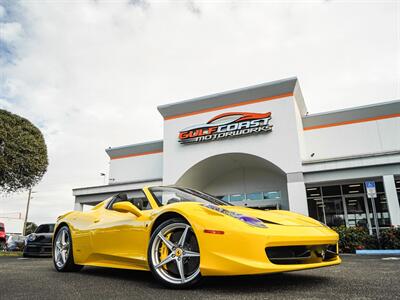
[0,97,11,109]
[0,0,399,225]
[0,21,23,43]
[0,5,5,19]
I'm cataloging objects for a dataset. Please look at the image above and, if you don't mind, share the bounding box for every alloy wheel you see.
[54,229,70,269]
[150,223,200,285]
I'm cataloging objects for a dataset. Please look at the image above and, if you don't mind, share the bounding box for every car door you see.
[89,190,151,267]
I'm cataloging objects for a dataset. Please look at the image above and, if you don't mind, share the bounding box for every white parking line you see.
[382,257,400,260]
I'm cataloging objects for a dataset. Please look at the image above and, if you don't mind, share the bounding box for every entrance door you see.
[344,194,372,233]
[322,197,346,227]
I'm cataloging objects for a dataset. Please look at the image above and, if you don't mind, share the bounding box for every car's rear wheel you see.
[53,226,83,272]
[148,218,201,288]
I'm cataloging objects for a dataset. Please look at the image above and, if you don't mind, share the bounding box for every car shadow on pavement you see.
[78,266,330,292]
[80,267,155,284]
[201,273,330,292]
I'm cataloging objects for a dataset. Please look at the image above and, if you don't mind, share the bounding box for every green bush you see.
[332,225,370,253]
[332,225,400,252]
[379,227,400,249]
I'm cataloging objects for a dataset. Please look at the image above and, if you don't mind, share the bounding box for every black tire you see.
[0,240,5,251]
[148,218,202,289]
[53,226,83,272]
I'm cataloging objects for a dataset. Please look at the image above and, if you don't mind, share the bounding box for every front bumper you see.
[23,243,52,257]
[196,224,341,276]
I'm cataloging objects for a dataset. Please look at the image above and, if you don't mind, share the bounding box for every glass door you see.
[366,194,391,228]
[323,197,346,227]
[344,195,372,233]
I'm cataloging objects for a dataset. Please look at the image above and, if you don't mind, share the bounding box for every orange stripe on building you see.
[111,150,163,160]
[164,92,293,121]
[304,113,400,131]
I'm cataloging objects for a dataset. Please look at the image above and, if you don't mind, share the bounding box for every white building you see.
[73,77,400,231]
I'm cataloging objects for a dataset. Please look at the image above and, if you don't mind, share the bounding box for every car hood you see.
[221,206,323,227]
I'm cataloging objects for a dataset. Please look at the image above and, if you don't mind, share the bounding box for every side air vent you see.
[258,219,281,225]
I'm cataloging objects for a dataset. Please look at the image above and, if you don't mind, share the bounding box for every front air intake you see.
[266,244,338,265]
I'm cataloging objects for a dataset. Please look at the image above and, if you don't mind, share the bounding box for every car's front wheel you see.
[148,218,201,288]
[53,226,83,272]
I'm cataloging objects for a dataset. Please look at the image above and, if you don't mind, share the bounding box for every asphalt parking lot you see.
[0,255,399,300]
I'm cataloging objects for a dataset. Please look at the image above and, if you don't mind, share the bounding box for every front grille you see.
[266,244,338,265]
[34,236,52,243]
[25,245,52,254]
[26,246,41,253]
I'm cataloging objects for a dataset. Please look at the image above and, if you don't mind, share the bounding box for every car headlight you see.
[27,233,36,242]
[203,204,267,228]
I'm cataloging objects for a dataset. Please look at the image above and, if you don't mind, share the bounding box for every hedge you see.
[332,225,400,253]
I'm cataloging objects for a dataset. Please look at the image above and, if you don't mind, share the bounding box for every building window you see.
[396,178,400,205]
[307,180,392,230]
[369,193,391,227]
[264,191,281,200]
[307,186,345,227]
[247,192,263,201]
[221,195,229,202]
[344,195,368,228]
[217,190,281,207]
[230,194,245,202]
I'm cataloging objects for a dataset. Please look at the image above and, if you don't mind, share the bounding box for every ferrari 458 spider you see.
[53,186,341,288]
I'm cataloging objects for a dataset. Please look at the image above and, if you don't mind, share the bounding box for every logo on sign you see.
[178,112,273,144]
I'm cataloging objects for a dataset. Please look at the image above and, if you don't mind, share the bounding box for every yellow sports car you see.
[53,186,341,288]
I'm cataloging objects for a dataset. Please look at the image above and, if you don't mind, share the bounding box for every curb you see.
[356,250,400,255]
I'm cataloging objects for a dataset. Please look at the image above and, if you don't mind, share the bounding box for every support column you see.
[383,175,400,226]
[74,202,83,211]
[287,172,309,216]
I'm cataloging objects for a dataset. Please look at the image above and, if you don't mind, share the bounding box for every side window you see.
[128,190,152,211]
[151,188,187,206]
[110,190,152,211]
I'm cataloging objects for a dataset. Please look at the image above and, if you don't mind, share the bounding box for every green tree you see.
[0,110,48,192]
[25,222,38,235]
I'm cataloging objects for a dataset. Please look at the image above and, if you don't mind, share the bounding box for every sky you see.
[0,0,399,227]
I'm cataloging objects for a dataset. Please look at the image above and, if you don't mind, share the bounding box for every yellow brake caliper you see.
[159,233,172,271]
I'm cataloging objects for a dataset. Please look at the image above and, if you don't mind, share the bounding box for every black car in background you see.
[23,223,55,257]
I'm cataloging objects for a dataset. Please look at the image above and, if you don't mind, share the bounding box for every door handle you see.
[94,219,100,223]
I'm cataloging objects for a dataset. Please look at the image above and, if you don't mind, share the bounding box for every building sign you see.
[365,181,377,198]
[178,112,273,144]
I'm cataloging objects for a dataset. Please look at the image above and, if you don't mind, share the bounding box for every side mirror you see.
[112,201,142,217]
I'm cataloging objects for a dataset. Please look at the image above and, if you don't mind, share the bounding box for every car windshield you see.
[35,224,55,233]
[149,187,231,207]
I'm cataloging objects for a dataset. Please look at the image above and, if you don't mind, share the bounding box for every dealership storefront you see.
[73,77,400,230]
